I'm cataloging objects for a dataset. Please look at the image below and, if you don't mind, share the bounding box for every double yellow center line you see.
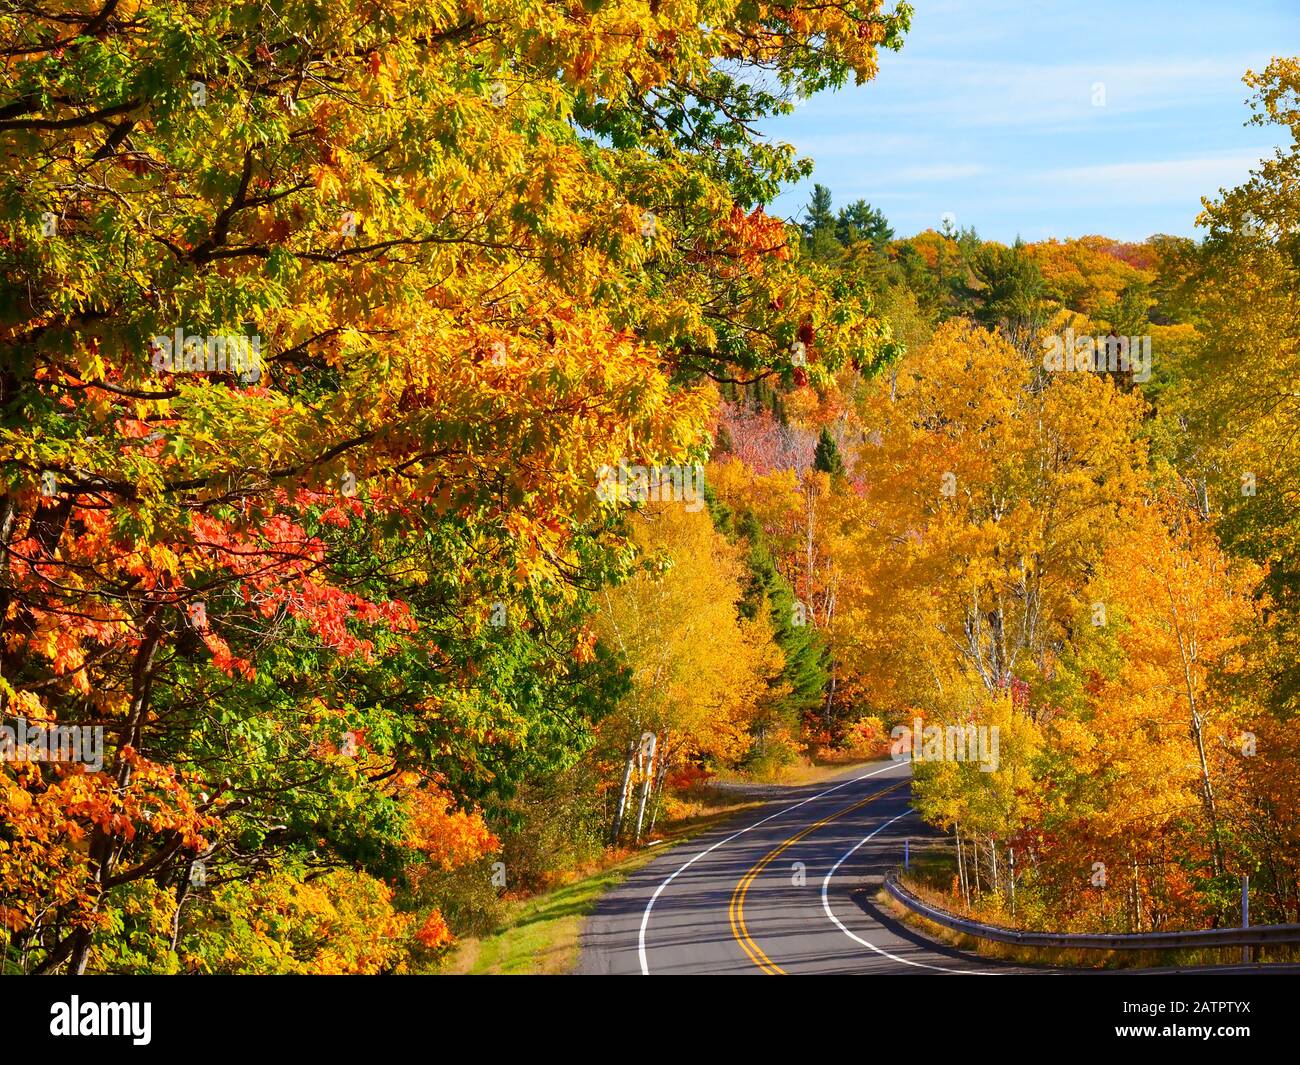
[727,779,908,975]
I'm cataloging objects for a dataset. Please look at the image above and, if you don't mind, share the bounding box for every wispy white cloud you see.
[856,55,1271,129]
[895,163,989,181]
[1031,149,1276,204]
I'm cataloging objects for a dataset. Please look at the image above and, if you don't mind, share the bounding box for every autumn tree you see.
[0,0,910,971]
[1165,58,1300,716]
[593,502,786,840]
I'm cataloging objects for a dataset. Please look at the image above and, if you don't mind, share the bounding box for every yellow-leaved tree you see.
[594,502,787,843]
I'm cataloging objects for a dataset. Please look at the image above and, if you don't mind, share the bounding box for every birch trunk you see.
[634,733,657,844]
[611,738,637,844]
[646,745,670,836]
[956,826,969,906]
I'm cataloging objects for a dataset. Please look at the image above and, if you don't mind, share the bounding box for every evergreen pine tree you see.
[813,427,845,477]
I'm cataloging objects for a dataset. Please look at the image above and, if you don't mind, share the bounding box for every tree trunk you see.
[610,738,637,844]
[956,825,969,906]
[646,745,670,836]
[804,478,816,616]
[1170,592,1225,877]
[634,733,657,844]
[1133,859,1144,931]
[1009,848,1016,919]
[1189,709,1225,876]
[68,603,165,974]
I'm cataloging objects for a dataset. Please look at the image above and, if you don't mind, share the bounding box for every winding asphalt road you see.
[578,758,1033,975]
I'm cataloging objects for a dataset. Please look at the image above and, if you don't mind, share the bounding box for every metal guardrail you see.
[884,870,1300,950]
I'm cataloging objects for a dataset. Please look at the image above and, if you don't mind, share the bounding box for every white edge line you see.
[637,760,902,974]
[820,808,993,974]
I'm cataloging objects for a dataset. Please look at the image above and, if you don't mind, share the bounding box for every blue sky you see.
[764,0,1300,242]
